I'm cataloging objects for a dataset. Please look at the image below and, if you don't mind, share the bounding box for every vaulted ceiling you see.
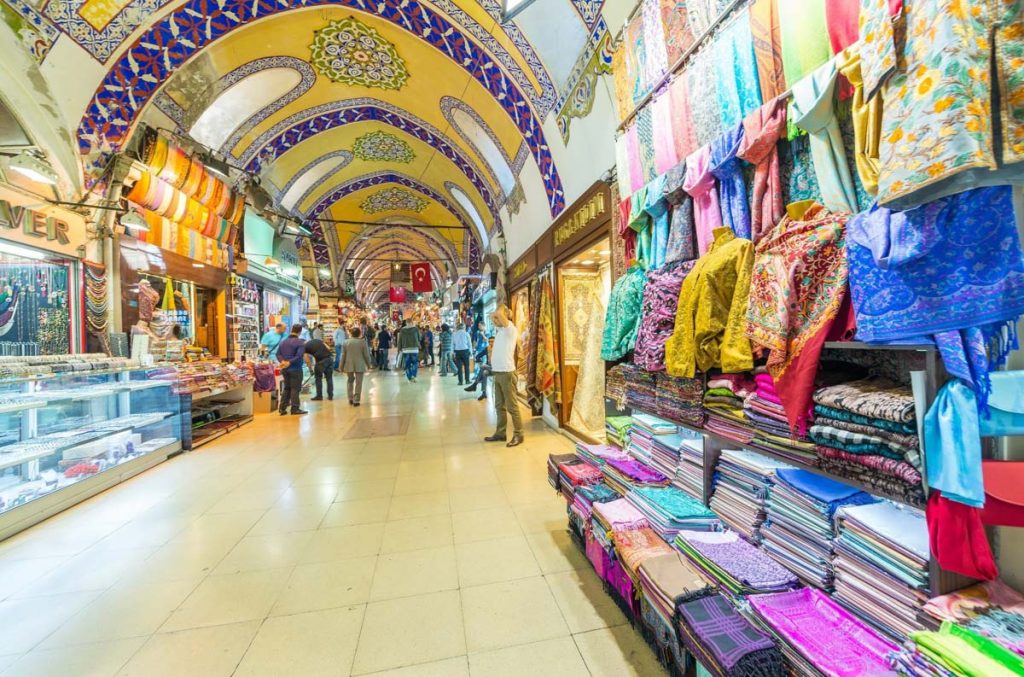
[3,0,616,298]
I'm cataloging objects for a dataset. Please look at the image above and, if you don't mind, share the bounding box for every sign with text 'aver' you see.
[410,262,432,293]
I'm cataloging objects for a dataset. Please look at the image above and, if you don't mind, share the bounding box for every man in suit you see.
[340,326,372,406]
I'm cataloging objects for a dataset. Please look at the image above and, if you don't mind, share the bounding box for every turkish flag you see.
[389,286,407,303]
[410,262,432,292]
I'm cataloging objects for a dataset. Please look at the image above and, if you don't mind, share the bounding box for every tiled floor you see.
[0,368,667,676]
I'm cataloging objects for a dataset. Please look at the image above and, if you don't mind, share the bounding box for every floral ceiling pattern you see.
[310,16,410,90]
[360,187,428,213]
[351,130,415,163]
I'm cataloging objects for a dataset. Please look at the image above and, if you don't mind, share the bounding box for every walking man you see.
[304,332,334,401]
[276,324,308,416]
[376,325,392,370]
[438,323,453,375]
[452,322,472,385]
[397,320,422,382]
[341,327,372,406]
[333,323,348,371]
[484,306,523,447]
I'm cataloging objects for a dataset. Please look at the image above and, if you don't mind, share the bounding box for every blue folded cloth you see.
[775,469,874,516]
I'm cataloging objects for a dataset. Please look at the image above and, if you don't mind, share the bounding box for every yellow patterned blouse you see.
[664,227,755,378]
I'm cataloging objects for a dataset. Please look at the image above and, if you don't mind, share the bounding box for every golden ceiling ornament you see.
[310,16,410,90]
[360,187,428,214]
[351,130,415,163]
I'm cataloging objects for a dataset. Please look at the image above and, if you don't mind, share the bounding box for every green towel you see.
[911,622,1024,677]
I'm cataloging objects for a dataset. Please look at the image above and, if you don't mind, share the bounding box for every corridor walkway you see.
[0,369,666,676]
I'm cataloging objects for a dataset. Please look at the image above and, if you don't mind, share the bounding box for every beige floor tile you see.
[461,577,569,653]
[343,463,401,482]
[273,484,340,509]
[452,508,523,544]
[321,497,391,527]
[271,556,376,616]
[0,590,101,654]
[212,532,314,575]
[545,569,627,633]
[168,509,265,544]
[468,636,590,677]
[448,487,509,513]
[234,606,364,677]
[360,656,469,676]
[351,590,466,675]
[12,548,158,600]
[370,546,458,601]
[298,524,384,564]
[206,488,287,514]
[502,481,560,507]
[455,536,540,588]
[115,621,260,677]
[380,515,453,554]
[125,537,237,584]
[5,636,145,677]
[160,568,291,631]
[524,530,590,575]
[248,504,331,536]
[446,469,501,490]
[0,556,65,602]
[397,459,447,477]
[515,502,573,535]
[393,472,448,496]
[573,625,668,677]
[334,478,398,502]
[387,492,451,520]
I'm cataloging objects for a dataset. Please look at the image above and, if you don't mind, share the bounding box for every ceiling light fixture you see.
[192,262,205,268]
[119,211,149,232]
[8,151,58,185]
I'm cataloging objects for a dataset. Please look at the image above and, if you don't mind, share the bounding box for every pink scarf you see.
[682,145,721,255]
[737,97,787,243]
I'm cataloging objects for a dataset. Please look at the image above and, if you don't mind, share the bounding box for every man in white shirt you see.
[483,305,523,447]
[333,324,348,371]
[451,323,472,385]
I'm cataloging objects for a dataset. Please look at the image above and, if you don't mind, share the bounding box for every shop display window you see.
[0,245,76,357]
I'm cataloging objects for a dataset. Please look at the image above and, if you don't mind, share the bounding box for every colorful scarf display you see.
[601,265,648,361]
[709,124,751,240]
[748,0,786,101]
[663,161,698,263]
[634,261,692,371]
[713,11,763,130]
[682,145,722,256]
[677,594,785,677]
[778,0,831,87]
[737,97,787,243]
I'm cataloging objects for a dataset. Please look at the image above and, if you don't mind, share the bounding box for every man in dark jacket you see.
[376,326,392,370]
[276,324,307,415]
[397,321,422,382]
[304,334,334,401]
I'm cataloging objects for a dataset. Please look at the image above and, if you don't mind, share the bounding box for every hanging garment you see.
[525,277,543,409]
[535,276,560,405]
[636,106,658,184]
[641,0,670,90]
[634,261,694,371]
[612,41,636,122]
[924,379,985,508]
[668,75,700,162]
[659,0,696,64]
[846,186,1024,407]
[652,90,679,175]
[601,265,648,361]
[748,0,786,102]
[568,290,608,440]
[615,134,632,200]
[665,228,755,377]
[778,0,832,87]
[626,123,644,193]
[623,8,648,106]
[836,45,882,196]
[927,491,999,581]
[663,161,698,263]
[981,460,1024,527]
[824,0,860,54]
[857,0,901,100]
[643,174,670,269]
[713,11,764,129]
[746,202,850,434]
[737,97,787,243]
[709,124,751,240]
[682,145,721,256]
[871,0,1024,208]
[789,58,859,214]
[687,49,724,146]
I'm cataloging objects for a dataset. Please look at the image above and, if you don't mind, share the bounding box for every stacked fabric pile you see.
[626,486,719,540]
[674,530,798,599]
[632,412,678,435]
[648,431,684,481]
[703,373,756,443]
[709,449,794,542]
[749,588,899,676]
[653,373,705,427]
[676,594,786,677]
[624,364,659,413]
[833,501,930,639]
[637,552,712,674]
[557,458,603,502]
[575,442,629,468]
[605,363,628,411]
[591,499,652,619]
[626,426,656,466]
[548,453,576,490]
[922,580,1024,659]
[742,369,819,465]
[811,377,925,506]
[907,622,1024,676]
[592,498,650,533]
[761,469,874,587]
[627,415,679,467]
[673,432,705,500]
[605,416,634,448]
[612,527,675,580]
[602,457,670,495]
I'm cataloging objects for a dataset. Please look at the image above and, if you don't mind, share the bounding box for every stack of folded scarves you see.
[674,530,798,599]
[602,457,670,495]
[637,551,711,674]
[654,373,706,427]
[592,497,651,533]
[632,412,679,435]
[606,363,628,411]
[648,431,684,481]
[833,501,930,640]
[761,469,875,588]
[626,426,656,466]
[557,459,603,502]
[576,442,629,468]
[749,587,899,676]
[624,364,659,413]
[606,416,634,448]
[548,453,575,490]
[709,449,794,542]
[922,579,1024,659]
[744,369,818,465]
[909,622,1024,677]
[626,486,719,540]
[612,526,675,581]
[674,432,705,500]
[703,373,757,443]
[676,593,786,677]
[811,377,925,506]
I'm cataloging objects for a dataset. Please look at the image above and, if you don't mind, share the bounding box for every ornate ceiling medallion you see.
[360,187,428,214]
[310,16,410,90]
[351,130,415,163]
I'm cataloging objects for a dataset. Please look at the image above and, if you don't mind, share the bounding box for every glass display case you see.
[0,359,183,538]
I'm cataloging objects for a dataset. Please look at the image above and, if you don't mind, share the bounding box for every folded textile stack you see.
[675,530,799,599]
[627,486,719,540]
[637,551,710,674]
[548,453,576,490]
[612,526,675,580]
[648,432,684,481]
[624,364,658,413]
[811,377,925,506]
[592,497,650,533]
[672,431,705,499]
[762,469,874,587]
[743,370,819,465]
[676,594,786,677]
[710,449,794,542]
[576,483,621,508]
[923,579,1024,658]
[749,588,899,676]
[626,426,656,466]
[557,459,603,501]
[703,374,756,444]
[833,501,929,639]
[909,622,1024,676]
[575,442,629,467]
[605,416,634,448]
[654,373,706,427]
[605,363,628,411]
[602,457,670,495]
[632,412,678,435]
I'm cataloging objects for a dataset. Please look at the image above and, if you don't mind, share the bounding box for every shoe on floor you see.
[464,385,476,392]
[484,434,506,442]
[353,402,361,407]
[310,397,323,401]
[478,393,487,400]
[279,410,287,416]
[506,435,523,447]
[291,410,308,415]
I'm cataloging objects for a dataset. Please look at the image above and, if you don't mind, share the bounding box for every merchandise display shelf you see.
[0,367,147,385]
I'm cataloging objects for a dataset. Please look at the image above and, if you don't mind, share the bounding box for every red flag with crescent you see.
[389,286,407,303]
[410,262,432,293]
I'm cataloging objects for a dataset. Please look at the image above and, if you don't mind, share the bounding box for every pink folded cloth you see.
[593,498,651,531]
[756,387,783,406]
[708,378,755,397]
[754,373,775,387]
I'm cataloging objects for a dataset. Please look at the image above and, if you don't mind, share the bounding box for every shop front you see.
[239,211,304,335]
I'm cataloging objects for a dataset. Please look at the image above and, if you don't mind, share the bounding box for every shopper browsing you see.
[259,322,287,362]
[452,322,472,385]
[376,325,392,370]
[304,333,334,401]
[397,320,422,382]
[333,323,348,371]
[276,324,308,416]
[484,306,522,447]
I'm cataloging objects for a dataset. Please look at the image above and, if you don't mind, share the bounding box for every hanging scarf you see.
[652,89,679,175]
[668,75,700,162]
[682,145,721,256]
[746,202,850,434]
[737,97,787,243]
[709,124,751,240]
[748,0,786,102]
[535,275,560,406]
[634,261,694,371]
[664,160,698,263]
[643,174,670,269]
[847,186,1024,409]
[568,289,608,439]
[713,11,764,130]
[525,277,543,410]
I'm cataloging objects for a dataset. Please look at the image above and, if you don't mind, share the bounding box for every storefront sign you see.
[553,184,609,250]
[508,246,537,289]
[0,187,87,258]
